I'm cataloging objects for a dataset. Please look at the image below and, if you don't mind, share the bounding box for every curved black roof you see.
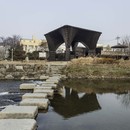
[44,25,102,51]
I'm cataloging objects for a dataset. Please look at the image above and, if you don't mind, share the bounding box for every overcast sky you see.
[0,0,130,45]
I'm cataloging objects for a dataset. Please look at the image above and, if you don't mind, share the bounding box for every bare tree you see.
[0,35,21,48]
[121,36,130,56]
[105,44,111,51]
[40,41,48,51]
[0,46,6,60]
[0,35,22,60]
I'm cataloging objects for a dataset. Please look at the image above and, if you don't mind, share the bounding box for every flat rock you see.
[34,89,54,97]
[20,83,36,90]
[0,106,38,119]
[46,79,59,84]
[41,81,56,85]
[40,84,57,89]
[37,83,57,88]
[43,84,57,88]
[22,93,47,99]
[20,98,49,109]
[0,119,37,130]
[48,76,61,80]
[39,75,49,80]
[35,86,53,90]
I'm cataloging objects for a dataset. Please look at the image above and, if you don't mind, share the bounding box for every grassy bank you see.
[63,57,130,79]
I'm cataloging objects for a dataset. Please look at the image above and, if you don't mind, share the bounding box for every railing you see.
[101,51,128,56]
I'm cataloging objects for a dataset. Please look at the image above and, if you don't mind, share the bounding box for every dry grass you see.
[0,60,47,64]
[64,57,130,79]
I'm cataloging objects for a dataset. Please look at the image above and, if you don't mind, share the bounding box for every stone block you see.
[35,86,53,90]
[5,74,14,79]
[39,75,49,80]
[15,66,24,71]
[42,81,58,84]
[20,83,36,90]
[22,93,47,99]
[46,79,59,84]
[34,89,54,97]
[20,98,49,109]
[0,119,37,130]
[40,84,57,88]
[0,106,38,119]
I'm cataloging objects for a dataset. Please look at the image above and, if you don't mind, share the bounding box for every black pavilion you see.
[44,25,102,61]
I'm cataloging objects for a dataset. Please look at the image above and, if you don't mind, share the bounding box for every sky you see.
[0,0,130,45]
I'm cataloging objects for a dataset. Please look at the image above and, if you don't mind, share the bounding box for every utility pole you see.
[11,48,13,61]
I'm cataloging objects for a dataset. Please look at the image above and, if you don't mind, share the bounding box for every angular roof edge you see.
[44,25,102,35]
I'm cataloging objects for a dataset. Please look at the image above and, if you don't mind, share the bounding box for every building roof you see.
[111,44,128,48]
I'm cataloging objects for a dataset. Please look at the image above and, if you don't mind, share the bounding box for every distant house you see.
[20,36,47,53]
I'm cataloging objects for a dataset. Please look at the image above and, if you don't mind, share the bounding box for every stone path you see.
[0,74,66,130]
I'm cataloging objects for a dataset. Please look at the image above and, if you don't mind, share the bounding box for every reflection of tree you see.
[51,87,101,119]
[62,79,130,94]
[117,92,130,108]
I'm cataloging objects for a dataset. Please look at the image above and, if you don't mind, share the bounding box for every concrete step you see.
[33,89,54,97]
[22,93,47,99]
[0,119,37,130]
[0,106,38,119]
[20,83,36,90]
[20,98,49,109]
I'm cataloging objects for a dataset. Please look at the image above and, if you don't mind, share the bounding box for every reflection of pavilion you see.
[51,87,101,118]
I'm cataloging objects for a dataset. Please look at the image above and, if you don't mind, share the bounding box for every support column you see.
[49,51,56,61]
[65,48,70,61]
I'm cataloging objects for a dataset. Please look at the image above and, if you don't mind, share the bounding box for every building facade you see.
[20,36,47,53]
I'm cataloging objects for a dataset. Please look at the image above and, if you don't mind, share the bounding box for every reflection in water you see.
[37,80,130,130]
[117,92,130,108]
[51,87,101,119]
[62,79,130,94]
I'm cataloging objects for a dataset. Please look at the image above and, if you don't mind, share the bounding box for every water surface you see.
[37,79,130,130]
[0,79,130,130]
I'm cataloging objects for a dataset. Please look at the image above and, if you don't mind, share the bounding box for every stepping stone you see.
[20,98,49,109]
[42,81,56,85]
[39,75,49,80]
[22,93,47,99]
[41,83,57,88]
[34,89,54,97]
[0,106,38,119]
[0,119,37,130]
[40,84,57,89]
[47,77,60,80]
[34,86,53,90]
[49,76,61,80]
[52,74,61,77]
[20,83,36,90]
[46,79,59,84]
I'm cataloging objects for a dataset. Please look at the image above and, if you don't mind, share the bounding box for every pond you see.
[37,79,130,130]
[0,79,130,130]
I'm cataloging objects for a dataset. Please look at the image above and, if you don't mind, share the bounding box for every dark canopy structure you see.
[44,25,102,61]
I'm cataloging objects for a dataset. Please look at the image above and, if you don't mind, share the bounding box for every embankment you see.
[0,61,66,80]
[63,57,130,79]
